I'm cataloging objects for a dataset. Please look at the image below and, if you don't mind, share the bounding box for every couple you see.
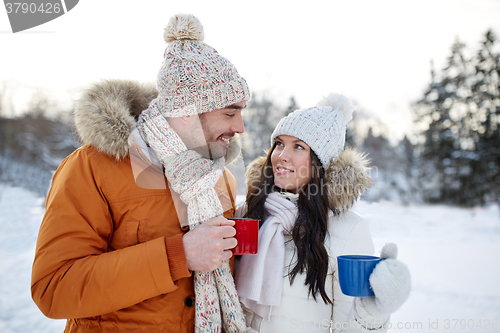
[31,14,410,333]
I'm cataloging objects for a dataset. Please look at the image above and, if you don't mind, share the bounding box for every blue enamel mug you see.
[337,255,382,297]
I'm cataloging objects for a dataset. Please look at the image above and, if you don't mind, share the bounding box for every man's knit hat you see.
[270,93,356,167]
[155,13,250,117]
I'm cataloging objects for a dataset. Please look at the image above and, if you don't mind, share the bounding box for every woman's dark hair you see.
[244,143,333,304]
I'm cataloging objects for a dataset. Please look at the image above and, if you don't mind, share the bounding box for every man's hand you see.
[182,216,237,272]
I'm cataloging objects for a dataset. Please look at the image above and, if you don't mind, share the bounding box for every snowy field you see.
[0,184,499,333]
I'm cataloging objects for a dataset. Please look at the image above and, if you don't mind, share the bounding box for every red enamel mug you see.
[229,218,259,255]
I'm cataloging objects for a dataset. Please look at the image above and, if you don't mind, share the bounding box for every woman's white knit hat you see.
[270,93,356,167]
[156,13,250,117]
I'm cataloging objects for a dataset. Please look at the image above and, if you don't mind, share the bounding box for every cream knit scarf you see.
[235,192,298,321]
[137,101,246,333]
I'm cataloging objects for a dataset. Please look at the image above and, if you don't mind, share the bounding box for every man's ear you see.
[168,115,203,135]
[180,115,191,124]
[168,115,191,125]
[179,115,202,126]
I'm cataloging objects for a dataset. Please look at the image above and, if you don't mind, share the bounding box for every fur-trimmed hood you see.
[244,147,373,213]
[73,79,242,162]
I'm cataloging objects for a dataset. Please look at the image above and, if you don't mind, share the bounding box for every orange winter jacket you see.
[31,80,240,333]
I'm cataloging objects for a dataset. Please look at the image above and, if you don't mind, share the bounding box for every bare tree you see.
[241,92,296,164]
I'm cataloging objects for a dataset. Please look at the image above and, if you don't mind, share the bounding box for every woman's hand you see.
[355,243,411,323]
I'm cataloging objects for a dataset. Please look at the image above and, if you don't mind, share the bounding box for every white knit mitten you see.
[354,243,411,326]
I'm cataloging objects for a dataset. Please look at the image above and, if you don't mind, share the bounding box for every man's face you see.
[186,101,246,159]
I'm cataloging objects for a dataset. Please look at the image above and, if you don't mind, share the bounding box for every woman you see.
[235,94,411,332]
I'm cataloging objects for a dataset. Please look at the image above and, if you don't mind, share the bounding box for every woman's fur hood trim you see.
[245,147,373,213]
[73,79,242,163]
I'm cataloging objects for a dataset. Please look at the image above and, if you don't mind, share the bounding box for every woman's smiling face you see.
[271,135,313,193]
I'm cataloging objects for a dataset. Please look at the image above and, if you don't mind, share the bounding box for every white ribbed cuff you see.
[354,298,390,330]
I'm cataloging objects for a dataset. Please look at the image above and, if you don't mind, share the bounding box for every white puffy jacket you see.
[239,209,388,333]
[234,148,391,332]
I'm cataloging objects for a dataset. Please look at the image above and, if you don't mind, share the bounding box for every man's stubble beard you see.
[197,114,228,160]
[191,142,227,160]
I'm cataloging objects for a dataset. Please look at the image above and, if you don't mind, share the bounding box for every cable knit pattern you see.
[270,93,356,166]
[235,193,298,320]
[165,151,225,223]
[137,100,245,333]
[156,13,250,118]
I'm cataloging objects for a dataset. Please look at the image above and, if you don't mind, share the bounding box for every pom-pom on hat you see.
[156,13,250,117]
[270,93,356,167]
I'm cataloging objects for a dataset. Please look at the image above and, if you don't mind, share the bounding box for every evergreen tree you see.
[362,127,394,171]
[422,39,474,204]
[361,127,404,202]
[471,29,500,202]
[285,96,299,114]
[395,135,420,204]
[345,108,359,148]
[413,30,500,206]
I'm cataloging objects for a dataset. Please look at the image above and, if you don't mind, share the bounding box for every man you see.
[31,14,250,333]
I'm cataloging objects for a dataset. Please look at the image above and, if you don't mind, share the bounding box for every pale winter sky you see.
[1,0,500,141]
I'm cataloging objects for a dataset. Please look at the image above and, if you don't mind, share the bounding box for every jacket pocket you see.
[109,221,139,250]
[137,219,156,243]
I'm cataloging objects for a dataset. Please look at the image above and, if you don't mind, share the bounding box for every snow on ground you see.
[0,184,499,332]
[355,200,500,332]
[0,185,66,333]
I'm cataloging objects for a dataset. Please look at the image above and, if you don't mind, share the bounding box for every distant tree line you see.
[0,92,78,196]
[0,29,497,206]
[240,93,298,163]
[243,29,499,207]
